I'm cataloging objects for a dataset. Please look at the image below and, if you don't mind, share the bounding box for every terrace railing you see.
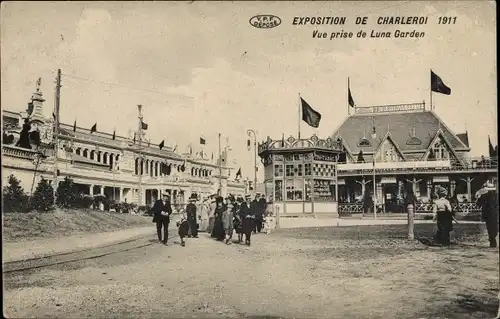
[337,156,497,175]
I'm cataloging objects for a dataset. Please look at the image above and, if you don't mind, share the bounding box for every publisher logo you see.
[249,15,282,29]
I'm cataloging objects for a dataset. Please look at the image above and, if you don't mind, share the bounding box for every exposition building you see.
[258,102,497,217]
[2,84,246,207]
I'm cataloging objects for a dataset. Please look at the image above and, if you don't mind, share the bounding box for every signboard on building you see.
[381,177,397,184]
[313,152,338,162]
[433,176,449,183]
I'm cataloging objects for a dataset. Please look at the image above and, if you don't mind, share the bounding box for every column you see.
[361,177,366,196]
[397,180,403,200]
[100,186,104,195]
[466,177,472,202]
[450,179,456,197]
[89,184,94,196]
[427,179,432,199]
[119,187,124,202]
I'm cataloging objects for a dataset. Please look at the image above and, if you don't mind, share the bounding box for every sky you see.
[1,1,497,181]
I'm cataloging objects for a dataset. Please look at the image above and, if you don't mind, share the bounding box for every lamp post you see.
[247,129,257,194]
[372,130,377,220]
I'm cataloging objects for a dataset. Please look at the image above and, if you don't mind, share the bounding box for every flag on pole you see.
[173,144,177,152]
[189,145,193,155]
[236,167,242,178]
[141,121,148,130]
[73,120,77,133]
[52,112,56,121]
[348,88,355,108]
[133,132,136,144]
[488,136,495,157]
[90,123,97,134]
[159,140,165,150]
[300,97,321,128]
[281,133,285,147]
[200,137,206,145]
[112,129,116,140]
[431,70,451,95]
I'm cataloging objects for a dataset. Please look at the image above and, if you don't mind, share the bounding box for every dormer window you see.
[358,138,371,147]
[406,137,422,145]
[405,127,422,145]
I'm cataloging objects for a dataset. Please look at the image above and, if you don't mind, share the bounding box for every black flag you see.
[141,121,148,130]
[90,123,97,134]
[300,97,321,128]
[159,140,165,150]
[348,88,355,108]
[200,137,206,145]
[431,70,451,95]
[236,167,242,178]
[73,120,77,133]
[488,136,495,157]
[112,130,116,140]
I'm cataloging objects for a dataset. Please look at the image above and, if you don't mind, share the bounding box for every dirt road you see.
[3,224,498,318]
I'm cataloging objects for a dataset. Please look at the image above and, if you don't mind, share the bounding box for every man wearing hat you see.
[253,193,267,233]
[432,186,454,246]
[476,181,498,248]
[152,191,173,245]
[240,194,255,245]
[186,195,199,238]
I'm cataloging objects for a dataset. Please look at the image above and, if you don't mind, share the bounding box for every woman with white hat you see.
[432,186,454,246]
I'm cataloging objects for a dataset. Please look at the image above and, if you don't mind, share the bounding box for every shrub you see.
[137,205,151,215]
[56,177,79,208]
[74,194,94,209]
[2,174,29,213]
[30,178,54,212]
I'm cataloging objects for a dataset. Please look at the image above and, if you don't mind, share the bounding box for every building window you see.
[305,163,312,176]
[285,164,295,177]
[358,138,371,147]
[274,164,284,177]
[274,180,283,201]
[285,178,303,201]
[433,140,449,160]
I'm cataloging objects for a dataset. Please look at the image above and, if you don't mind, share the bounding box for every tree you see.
[56,176,78,208]
[2,174,29,213]
[31,178,54,212]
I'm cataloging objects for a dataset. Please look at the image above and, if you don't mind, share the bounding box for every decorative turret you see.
[29,78,46,125]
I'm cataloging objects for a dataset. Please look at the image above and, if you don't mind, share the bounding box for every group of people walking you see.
[209,193,269,246]
[151,191,271,247]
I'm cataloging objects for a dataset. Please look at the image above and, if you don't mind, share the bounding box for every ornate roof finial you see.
[36,77,41,92]
[387,124,390,133]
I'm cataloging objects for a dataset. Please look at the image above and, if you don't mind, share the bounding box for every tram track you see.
[3,233,176,274]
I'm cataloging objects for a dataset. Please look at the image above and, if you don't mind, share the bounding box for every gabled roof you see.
[332,110,469,155]
[456,132,469,147]
[421,129,463,164]
[373,132,406,161]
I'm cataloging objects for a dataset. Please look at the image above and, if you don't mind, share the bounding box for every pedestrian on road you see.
[177,208,189,247]
[234,197,244,243]
[199,197,210,232]
[476,182,498,248]
[152,192,172,245]
[186,196,199,238]
[254,193,267,233]
[212,196,226,241]
[240,194,255,246]
[222,195,236,244]
[251,194,259,234]
[208,195,217,236]
[432,186,454,246]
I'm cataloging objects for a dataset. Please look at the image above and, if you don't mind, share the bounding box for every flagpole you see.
[218,133,222,196]
[347,77,350,116]
[52,69,62,204]
[430,69,433,111]
[138,104,143,206]
[298,93,301,139]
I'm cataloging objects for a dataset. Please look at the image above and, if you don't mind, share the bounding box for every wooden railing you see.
[338,201,482,216]
[337,156,497,175]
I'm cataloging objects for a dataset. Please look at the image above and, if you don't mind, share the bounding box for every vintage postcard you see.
[2,1,498,318]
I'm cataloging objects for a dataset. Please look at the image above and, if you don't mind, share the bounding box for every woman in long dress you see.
[211,197,226,241]
[199,198,210,232]
[222,196,236,244]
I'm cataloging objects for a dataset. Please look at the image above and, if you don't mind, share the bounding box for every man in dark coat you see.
[151,192,172,245]
[476,183,498,248]
[254,193,267,233]
[240,194,255,245]
[186,196,198,238]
